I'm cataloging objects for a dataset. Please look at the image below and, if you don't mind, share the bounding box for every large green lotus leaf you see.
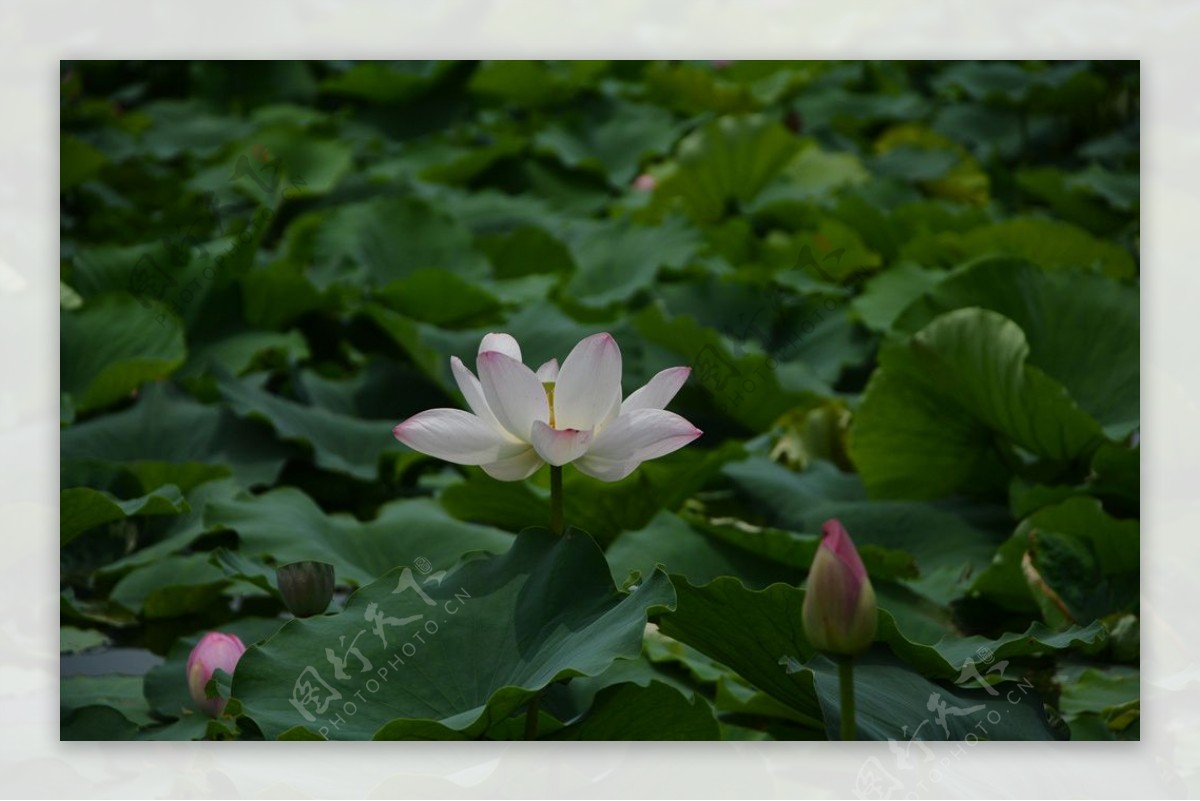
[240,258,330,330]
[306,196,488,288]
[61,704,140,741]
[631,303,818,431]
[1058,666,1139,717]
[534,98,683,187]
[441,441,745,548]
[98,479,242,576]
[186,141,330,205]
[61,133,108,191]
[549,647,700,727]
[642,62,760,116]
[752,141,870,209]
[412,184,565,236]
[654,114,801,223]
[563,216,701,309]
[899,217,1135,279]
[319,61,453,103]
[794,649,1063,741]
[1015,167,1127,235]
[894,257,1139,438]
[970,497,1139,620]
[205,486,514,587]
[850,262,946,333]
[606,510,802,590]
[1067,165,1139,212]
[372,136,526,187]
[60,485,188,546]
[109,552,245,618]
[216,371,404,482]
[61,675,155,729]
[60,626,110,654]
[656,577,824,723]
[696,516,919,583]
[373,268,501,327]
[1089,441,1139,514]
[469,60,609,108]
[61,294,187,414]
[548,680,719,740]
[931,60,1037,103]
[606,509,918,592]
[179,329,310,379]
[68,241,198,302]
[661,576,1103,739]
[233,528,676,740]
[228,128,353,199]
[60,383,292,488]
[849,308,1105,500]
[793,86,928,136]
[722,458,1000,606]
[137,99,254,160]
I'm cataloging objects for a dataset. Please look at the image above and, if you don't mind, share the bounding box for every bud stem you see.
[524,692,540,740]
[838,656,856,741]
[550,465,564,535]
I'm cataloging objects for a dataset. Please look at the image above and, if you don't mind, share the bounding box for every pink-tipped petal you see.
[477,351,549,441]
[530,421,593,466]
[478,332,522,363]
[393,408,527,464]
[802,519,877,655]
[480,447,544,481]
[821,518,868,586]
[535,358,559,382]
[622,366,692,412]
[587,408,702,463]
[554,333,623,431]
[451,356,518,443]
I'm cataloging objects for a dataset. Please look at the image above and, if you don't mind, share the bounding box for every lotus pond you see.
[59,60,1139,742]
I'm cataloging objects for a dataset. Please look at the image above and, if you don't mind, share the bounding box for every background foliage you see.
[60,60,1139,741]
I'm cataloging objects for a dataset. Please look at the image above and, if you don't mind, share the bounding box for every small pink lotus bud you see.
[711,60,734,69]
[632,173,657,192]
[186,632,246,717]
[801,519,878,656]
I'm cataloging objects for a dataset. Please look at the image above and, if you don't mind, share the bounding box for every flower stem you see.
[524,692,540,740]
[838,656,856,741]
[550,465,564,535]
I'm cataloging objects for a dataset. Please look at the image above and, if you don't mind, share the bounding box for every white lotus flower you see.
[393,332,702,482]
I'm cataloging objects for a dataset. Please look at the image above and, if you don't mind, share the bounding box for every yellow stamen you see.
[543,382,556,428]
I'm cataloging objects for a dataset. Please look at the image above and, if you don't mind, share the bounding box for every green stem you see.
[838,656,856,741]
[550,465,564,535]
[524,693,540,740]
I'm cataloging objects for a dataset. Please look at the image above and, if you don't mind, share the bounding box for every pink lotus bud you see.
[186,632,246,717]
[801,519,878,656]
[632,173,657,192]
[711,60,734,69]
